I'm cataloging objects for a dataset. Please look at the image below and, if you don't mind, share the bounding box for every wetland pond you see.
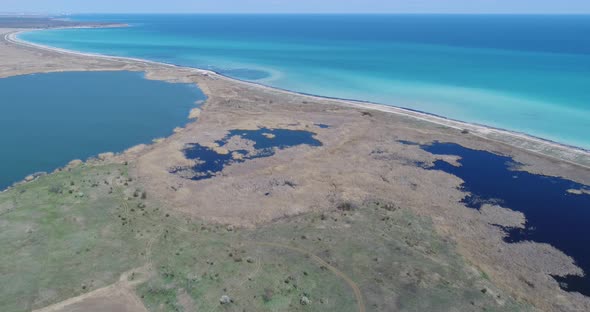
[412,141,590,296]
[0,71,204,190]
[171,128,322,180]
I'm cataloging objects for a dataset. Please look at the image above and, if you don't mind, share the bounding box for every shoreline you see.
[3,25,590,311]
[5,28,590,171]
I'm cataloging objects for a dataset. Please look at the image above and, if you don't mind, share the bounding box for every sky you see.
[2,0,590,14]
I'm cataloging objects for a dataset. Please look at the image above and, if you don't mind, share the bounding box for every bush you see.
[337,201,357,211]
[49,185,63,194]
[262,289,274,302]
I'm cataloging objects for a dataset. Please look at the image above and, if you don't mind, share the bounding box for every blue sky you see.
[3,0,590,14]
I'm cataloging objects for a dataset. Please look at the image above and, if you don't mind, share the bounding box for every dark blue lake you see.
[418,141,590,296]
[0,71,204,190]
[172,128,322,180]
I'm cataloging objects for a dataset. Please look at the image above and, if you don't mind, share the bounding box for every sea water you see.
[0,71,204,190]
[18,14,590,149]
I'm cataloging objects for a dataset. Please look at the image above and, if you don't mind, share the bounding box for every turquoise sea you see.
[19,14,590,149]
[0,71,203,190]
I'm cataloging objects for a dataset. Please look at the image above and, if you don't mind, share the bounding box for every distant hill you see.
[0,16,123,28]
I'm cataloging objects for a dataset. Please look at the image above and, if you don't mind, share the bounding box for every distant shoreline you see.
[6,27,590,170]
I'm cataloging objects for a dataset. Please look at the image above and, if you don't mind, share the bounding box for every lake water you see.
[0,71,204,190]
[171,128,322,180]
[18,14,590,149]
[417,141,590,296]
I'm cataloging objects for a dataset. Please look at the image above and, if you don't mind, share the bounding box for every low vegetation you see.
[0,163,151,311]
[0,162,533,312]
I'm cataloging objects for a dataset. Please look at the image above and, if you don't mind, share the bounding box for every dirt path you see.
[162,220,367,311]
[32,266,151,312]
[35,182,366,312]
[255,241,366,312]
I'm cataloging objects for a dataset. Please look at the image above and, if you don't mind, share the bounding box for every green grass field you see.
[0,162,533,312]
[0,164,152,311]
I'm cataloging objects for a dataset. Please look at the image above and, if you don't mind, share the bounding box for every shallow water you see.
[418,141,590,296]
[172,128,322,180]
[18,14,590,149]
[0,71,204,190]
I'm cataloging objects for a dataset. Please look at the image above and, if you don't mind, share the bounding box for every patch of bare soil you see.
[33,268,151,312]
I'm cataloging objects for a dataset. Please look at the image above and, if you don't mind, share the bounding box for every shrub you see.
[49,185,63,194]
[337,201,357,211]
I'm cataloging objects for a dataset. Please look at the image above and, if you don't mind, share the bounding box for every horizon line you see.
[4,12,590,16]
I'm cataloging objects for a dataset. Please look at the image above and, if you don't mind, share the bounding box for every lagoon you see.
[0,71,204,190]
[18,14,590,149]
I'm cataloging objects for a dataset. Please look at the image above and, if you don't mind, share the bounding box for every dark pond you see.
[172,128,321,180]
[412,141,590,296]
[315,123,331,129]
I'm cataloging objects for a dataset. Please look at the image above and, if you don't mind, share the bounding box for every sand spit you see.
[5,29,590,173]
